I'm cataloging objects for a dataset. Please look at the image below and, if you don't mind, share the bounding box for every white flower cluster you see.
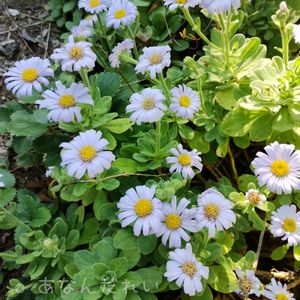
[117,185,236,241]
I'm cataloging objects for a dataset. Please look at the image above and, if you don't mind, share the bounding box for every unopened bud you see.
[279,1,288,13]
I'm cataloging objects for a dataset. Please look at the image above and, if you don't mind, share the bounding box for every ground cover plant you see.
[1,0,300,299]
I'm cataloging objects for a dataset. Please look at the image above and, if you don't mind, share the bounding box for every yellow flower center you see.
[149,54,162,65]
[165,213,181,230]
[176,0,187,3]
[271,160,289,177]
[282,218,297,233]
[89,0,100,7]
[80,145,96,162]
[178,154,191,166]
[142,98,155,110]
[69,46,84,60]
[22,68,39,82]
[248,191,260,205]
[239,275,253,296]
[204,203,220,220]
[135,199,153,217]
[181,262,197,277]
[59,95,75,108]
[179,95,191,108]
[114,9,126,19]
[276,294,289,300]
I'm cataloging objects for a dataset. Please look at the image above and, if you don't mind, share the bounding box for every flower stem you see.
[227,142,238,184]
[97,15,111,52]
[155,120,161,155]
[127,26,139,59]
[158,73,170,102]
[280,26,289,68]
[218,13,231,66]
[181,8,217,49]
[79,68,91,90]
[1,207,32,231]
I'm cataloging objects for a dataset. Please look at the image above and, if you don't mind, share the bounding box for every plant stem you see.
[97,15,111,52]
[1,207,32,231]
[280,26,289,68]
[253,220,266,270]
[155,121,161,155]
[79,172,170,183]
[181,8,217,49]
[127,26,139,59]
[227,142,238,184]
[219,13,231,66]
[158,73,170,102]
[79,68,91,90]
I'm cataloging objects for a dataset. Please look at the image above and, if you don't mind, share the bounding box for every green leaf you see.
[272,107,294,132]
[136,267,162,291]
[248,209,265,231]
[215,232,234,255]
[119,247,141,269]
[0,169,16,188]
[207,265,237,293]
[0,108,12,134]
[10,110,48,138]
[249,113,274,141]
[110,257,128,278]
[63,1,76,12]
[187,131,210,153]
[113,158,138,173]
[293,245,300,261]
[179,125,194,140]
[16,195,51,228]
[137,235,157,255]
[113,229,137,249]
[98,72,121,97]
[103,118,132,134]
[0,188,16,207]
[94,203,116,221]
[94,96,112,115]
[221,108,253,137]
[271,244,290,261]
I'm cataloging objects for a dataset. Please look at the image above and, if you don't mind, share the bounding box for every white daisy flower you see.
[45,166,55,178]
[251,142,300,195]
[71,20,93,39]
[293,25,300,45]
[155,197,199,248]
[105,0,138,29]
[196,188,236,237]
[82,14,98,25]
[51,36,96,72]
[164,0,200,10]
[245,189,266,206]
[0,174,5,188]
[235,269,262,298]
[201,0,241,13]
[170,84,201,120]
[166,144,203,180]
[117,185,163,236]
[78,0,108,13]
[135,46,171,79]
[164,243,209,296]
[109,39,134,68]
[264,278,295,300]
[60,129,115,179]
[270,205,300,246]
[36,81,93,123]
[4,57,54,97]
[126,88,167,125]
